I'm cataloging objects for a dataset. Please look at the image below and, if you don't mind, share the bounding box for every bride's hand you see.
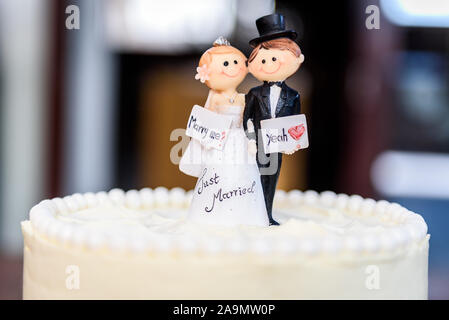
[248,139,257,155]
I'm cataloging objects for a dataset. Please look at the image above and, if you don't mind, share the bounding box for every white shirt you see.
[269,84,282,118]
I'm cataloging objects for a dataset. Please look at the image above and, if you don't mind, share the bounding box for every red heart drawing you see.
[288,124,305,141]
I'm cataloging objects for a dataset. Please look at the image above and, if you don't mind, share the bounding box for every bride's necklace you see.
[222,91,238,104]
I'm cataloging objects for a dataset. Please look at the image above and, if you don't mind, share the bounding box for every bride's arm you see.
[243,91,256,141]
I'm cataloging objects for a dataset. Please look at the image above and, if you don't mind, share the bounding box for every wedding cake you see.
[22,187,429,299]
[22,14,429,300]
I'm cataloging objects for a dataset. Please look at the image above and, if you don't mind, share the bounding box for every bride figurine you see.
[180,37,268,227]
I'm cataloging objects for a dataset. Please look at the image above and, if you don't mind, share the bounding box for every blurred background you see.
[1,0,449,299]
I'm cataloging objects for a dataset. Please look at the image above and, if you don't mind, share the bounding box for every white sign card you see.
[185,105,233,150]
[260,114,309,154]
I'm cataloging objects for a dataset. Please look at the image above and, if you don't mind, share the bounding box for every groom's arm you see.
[243,90,257,141]
[293,92,301,115]
[284,91,302,155]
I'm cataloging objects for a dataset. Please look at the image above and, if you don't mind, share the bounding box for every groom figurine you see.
[244,13,305,225]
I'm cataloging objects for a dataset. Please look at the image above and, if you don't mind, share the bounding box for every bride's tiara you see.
[213,36,231,47]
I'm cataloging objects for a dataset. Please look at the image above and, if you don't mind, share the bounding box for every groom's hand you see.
[248,139,257,155]
[284,144,301,155]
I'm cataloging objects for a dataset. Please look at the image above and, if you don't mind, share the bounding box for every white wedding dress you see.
[180,104,268,227]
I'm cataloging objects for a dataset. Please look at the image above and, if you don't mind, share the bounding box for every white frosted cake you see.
[21,187,429,299]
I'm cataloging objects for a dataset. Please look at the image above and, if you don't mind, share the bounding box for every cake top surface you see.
[25,187,428,255]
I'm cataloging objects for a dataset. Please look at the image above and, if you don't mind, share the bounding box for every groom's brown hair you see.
[248,38,301,63]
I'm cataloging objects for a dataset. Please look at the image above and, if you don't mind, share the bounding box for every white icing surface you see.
[27,188,429,254]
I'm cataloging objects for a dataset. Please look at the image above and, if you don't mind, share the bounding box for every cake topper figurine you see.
[180,37,269,227]
[244,13,305,225]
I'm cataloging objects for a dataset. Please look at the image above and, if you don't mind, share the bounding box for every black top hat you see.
[249,13,297,47]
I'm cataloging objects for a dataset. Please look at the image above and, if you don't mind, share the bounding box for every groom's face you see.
[248,48,302,82]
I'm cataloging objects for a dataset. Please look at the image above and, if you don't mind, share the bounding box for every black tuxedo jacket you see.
[243,82,301,143]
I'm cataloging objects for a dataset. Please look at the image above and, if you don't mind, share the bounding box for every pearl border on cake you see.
[27,188,429,255]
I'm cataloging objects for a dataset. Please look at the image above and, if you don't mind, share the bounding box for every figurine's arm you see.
[284,92,302,155]
[243,91,256,141]
[293,92,301,115]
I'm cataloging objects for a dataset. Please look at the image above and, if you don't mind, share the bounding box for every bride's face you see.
[207,52,248,91]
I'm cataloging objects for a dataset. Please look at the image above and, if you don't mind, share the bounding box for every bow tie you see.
[264,81,283,87]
